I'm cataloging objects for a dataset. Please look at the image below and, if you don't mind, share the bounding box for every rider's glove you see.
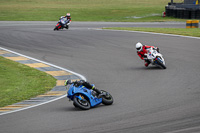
[144,53,147,58]
[65,80,72,86]
[157,47,160,53]
[144,58,148,61]
[153,47,160,53]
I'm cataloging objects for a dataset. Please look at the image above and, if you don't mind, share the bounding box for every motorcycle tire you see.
[54,26,59,31]
[156,58,166,69]
[73,94,91,110]
[54,23,62,31]
[73,103,79,108]
[101,90,113,105]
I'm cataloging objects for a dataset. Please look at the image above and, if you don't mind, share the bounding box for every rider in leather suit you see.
[60,13,71,28]
[65,80,102,97]
[136,42,159,67]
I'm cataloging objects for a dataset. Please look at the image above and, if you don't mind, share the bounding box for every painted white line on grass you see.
[101,29,200,40]
[0,46,86,116]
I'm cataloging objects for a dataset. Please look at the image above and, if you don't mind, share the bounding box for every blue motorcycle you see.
[66,81,113,110]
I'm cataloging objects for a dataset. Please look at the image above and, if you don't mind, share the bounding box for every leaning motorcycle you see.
[66,81,113,110]
[146,47,166,69]
[54,17,70,31]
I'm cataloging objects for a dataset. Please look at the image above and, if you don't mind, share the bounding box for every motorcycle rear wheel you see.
[73,94,91,110]
[101,90,113,105]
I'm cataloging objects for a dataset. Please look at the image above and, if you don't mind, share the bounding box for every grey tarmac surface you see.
[0,21,200,133]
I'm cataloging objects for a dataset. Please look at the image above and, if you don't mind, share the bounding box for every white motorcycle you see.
[146,47,166,69]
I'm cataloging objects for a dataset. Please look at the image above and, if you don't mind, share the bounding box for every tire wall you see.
[165,6,200,19]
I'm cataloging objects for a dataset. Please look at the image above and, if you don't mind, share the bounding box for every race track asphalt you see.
[0,21,200,133]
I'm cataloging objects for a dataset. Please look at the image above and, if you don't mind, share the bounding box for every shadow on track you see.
[130,66,164,71]
[58,104,109,112]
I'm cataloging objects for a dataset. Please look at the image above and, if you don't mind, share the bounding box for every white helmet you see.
[136,42,143,52]
[66,13,70,17]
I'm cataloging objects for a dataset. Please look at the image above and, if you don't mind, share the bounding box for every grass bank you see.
[0,56,56,107]
[103,27,200,37]
[0,0,186,22]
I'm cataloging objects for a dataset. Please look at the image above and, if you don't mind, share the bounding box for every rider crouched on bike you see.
[65,80,103,98]
[60,13,71,27]
[136,42,160,67]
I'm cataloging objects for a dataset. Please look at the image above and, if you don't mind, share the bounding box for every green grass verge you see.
[0,56,56,107]
[103,27,200,37]
[0,0,189,22]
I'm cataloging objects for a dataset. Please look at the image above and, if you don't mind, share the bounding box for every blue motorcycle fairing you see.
[75,95,86,101]
[59,18,69,26]
[67,84,102,107]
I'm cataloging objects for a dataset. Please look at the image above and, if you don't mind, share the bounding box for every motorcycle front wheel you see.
[73,94,91,110]
[53,26,59,31]
[156,58,166,69]
[54,23,62,31]
[101,90,113,105]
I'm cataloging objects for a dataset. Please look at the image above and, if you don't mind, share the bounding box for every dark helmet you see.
[79,80,85,84]
[65,79,72,86]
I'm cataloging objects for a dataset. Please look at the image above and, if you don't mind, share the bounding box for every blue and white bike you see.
[66,81,113,110]
[54,17,70,30]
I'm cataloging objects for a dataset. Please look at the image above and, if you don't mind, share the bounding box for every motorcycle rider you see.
[65,80,103,98]
[60,13,71,28]
[136,42,159,67]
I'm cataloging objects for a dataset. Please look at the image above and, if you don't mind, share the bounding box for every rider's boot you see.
[144,60,151,67]
[145,62,149,67]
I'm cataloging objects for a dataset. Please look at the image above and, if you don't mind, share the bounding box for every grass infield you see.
[0,0,187,22]
[103,27,200,37]
[0,56,56,107]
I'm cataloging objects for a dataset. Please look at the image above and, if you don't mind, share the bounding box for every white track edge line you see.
[0,46,86,116]
[0,47,86,81]
[0,94,67,116]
